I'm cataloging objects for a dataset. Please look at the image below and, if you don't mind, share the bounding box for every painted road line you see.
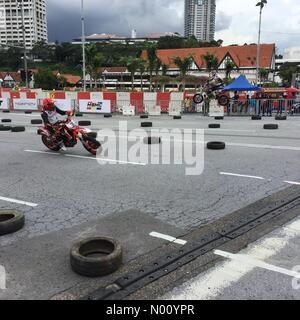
[163,218,300,300]
[214,250,300,278]
[220,172,265,180]
[24,150,146,166]
[285,181,300,186]
[0,196,38,207]
[150,232,187,245]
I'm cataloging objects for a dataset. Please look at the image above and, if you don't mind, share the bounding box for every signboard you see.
[209,100,224,117]
[0,98,8,110]
[54,99,72,112]
[13,99,38,110]
[122,105,135,116]
[79,99,111,113]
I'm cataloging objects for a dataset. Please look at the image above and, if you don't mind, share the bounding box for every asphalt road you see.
[0,112,300,300]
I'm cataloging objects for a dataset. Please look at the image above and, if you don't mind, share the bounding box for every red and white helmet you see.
[42,98,55,111]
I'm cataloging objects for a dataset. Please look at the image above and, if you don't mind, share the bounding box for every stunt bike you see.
[37,113,101,156]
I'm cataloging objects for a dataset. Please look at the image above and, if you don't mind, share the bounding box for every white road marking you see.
[0,196,38,207]
[149,232,187,245]
[164,218,300,300]
[220,172,265,180]
[285,181,300,186]
[214,250,300,278]
[24,150,146,166]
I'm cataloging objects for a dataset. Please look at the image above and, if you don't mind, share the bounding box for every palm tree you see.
[85,44,105,88]
[121,57,141,90]
[145,43,157,91]
[137,59,146,91]
[225,60,235,80]
[172,55,194,91]
[256,0,268,83]
[259,68,269,84]
[162,63,169,76]
[202,53,219,76]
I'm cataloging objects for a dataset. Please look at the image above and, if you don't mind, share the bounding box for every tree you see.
[172,55,194,91]
[162,63,169,76]
[202,53,219,75]
[34,69,61,90]
[145,43,158,91]
[184,36,199,48]
[279,63,300,85]
[121,57,141,90]
[31,41,52,61]
[137,59,146,91]
[85,44,105,88]
[225,61,235,79]
[157,36,184,49]
[259,68,269,84]
[153,75,172,92]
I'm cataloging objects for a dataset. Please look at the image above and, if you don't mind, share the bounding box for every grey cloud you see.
[47,0,184,42]
[216,11,232,32]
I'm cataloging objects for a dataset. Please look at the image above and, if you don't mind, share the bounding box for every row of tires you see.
[0,210,123,277]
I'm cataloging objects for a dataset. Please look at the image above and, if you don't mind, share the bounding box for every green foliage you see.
[34,69,61,90]
[202,53,219,74]
[279,63,300,85]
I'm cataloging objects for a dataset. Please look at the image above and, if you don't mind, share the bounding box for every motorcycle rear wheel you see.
[41,135,60,151]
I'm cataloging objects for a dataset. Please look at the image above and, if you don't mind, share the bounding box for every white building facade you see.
[0,0,48,49]
[184,0,216,42]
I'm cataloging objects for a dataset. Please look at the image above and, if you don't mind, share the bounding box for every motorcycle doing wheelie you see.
[37,113,101,156]
[193,73,229,107]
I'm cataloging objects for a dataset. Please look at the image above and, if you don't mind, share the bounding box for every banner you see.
[79,99,111,113]
[122,105,135,116]
[0,98,8,110]
[148,105,161,116]
[209,100,224,117]
[169,102,181,116]
[54,99,73,112]
[13,99,38,110]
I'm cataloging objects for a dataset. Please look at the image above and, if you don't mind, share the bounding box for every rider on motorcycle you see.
[41,98,71,151]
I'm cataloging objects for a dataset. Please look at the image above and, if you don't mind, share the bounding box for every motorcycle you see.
[37,113,101,156]
[193,76,229,107]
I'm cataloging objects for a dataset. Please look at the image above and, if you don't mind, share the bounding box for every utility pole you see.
[81,0,86,91]
[18,0,29,89]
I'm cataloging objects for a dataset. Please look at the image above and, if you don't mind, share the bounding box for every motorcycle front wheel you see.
[41,135,60,151]
[82,136,101,156]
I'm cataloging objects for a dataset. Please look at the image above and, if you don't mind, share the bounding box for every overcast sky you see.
[47,0,300,53]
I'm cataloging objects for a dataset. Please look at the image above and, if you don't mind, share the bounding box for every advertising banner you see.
[13,99,38,110]
[79,99,111,113]
[209,100,224,117]
[0,98,8,110]
[54,99,72,112]
[122,106,135,116]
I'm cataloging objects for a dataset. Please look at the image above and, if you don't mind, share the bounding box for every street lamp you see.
[256,0,268,85]
[17,0,29,89]
[81,0,86,91]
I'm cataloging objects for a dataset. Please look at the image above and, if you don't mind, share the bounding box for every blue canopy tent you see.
[222,75,261,91]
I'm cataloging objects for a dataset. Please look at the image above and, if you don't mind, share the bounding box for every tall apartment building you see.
[184,0,216,42]
[0,0,48,49]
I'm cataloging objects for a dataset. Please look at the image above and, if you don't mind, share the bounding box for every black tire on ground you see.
[275,115,287,121]
[209,124,221,129]
[252,115,262,120]
[144,136,161,145]
[264,124,279,130]
[75,113,83,117]
[173,116,182,120]
[25,111,32,114]
[218,95,230,107]
[215,116,224,120]
[2,110,10,113]
[141,122,152,128]
[0,210,25,236]
[207,141,226,150]
[78,120,91,126]
[0,126,11,131]
[11,126,25,132]
[70,237,123,277]
[87,132,97,139]
[104,114,112,118]
[193,94,204,104]
[31,119,43,125]
[1,119,11,123]
[140,114,148,119]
